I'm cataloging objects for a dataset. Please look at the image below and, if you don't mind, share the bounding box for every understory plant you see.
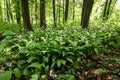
[0,26,120,80]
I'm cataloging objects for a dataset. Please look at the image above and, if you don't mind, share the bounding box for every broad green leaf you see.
[2,30,15,36]
[52,56,57,62]
[44,57,48,62]
[51,62,55,68]
[21,39,28,44]
[57,59,62,68]
[94,48,99,55]
[23,69,31,76]
[0,58,6,64]
[28,62,41,69]
[69,75,75,80]
[61,59,66,65]
[13,68,21,78]
[0,71,12,80]
[66,58,73,63]
[0,44,4,52]
[30,74,39,80]
[26,41,35,50]
[19,48,29,54]
[27,57,37,63]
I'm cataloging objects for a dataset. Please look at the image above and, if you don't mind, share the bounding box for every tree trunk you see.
[81,0,94,28]
[6,0,10,22]
[106,0,112,19]
[63,0,65,24]
[53,0,57,28]
[103,0,113,20]
[15,0,21,24]
[64,0,69,22]
[8,0,14,22]
[21,0,33,31]
[35,0,38,24]
[103,0,108,19]
[40,0,46,29]
[58,0,61,25]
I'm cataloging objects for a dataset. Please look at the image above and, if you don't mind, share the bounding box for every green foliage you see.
[0,71,12,80]
[0,0,120,79]
[0,25,120,79]
[0,22,21,33]
[58,74,75,80]
[96,68,108,75]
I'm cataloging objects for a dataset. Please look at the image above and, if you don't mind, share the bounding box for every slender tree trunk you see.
[21,0,33,31]
[15,0,21,24]
[81,0,94,28]
[8,0,14,22]
[58,0,61,24]
[103,0,113,20]
[57,0,59,24]
[64,0,69,22]
[6,0,10,22]
[40,0,46,29]
[53,0,57,27]
[106,0,112,19]
[103,0,108,19]
[63,0,65,24]
[35,0,38,24]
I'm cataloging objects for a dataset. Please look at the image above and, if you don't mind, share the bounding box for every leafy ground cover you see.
[0,22,21,33]
[0,25,120,80]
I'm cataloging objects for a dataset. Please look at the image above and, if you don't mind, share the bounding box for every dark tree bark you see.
[15,0,21,24]
[103,0,117,20]
[103,0,108,19]
[81,0,94,28]
[103,0,113,20]
[40,0,46,29]
[106,0,112,19]
[64,0,69,22]
[57,0,61,25]
[21,0,33,31]
[53,0,57,27]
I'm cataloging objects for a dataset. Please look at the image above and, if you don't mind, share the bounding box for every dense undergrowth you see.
[0,24,120,80]
[0,22,22,33]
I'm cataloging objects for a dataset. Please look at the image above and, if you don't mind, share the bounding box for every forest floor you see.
[0,24,120,80]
